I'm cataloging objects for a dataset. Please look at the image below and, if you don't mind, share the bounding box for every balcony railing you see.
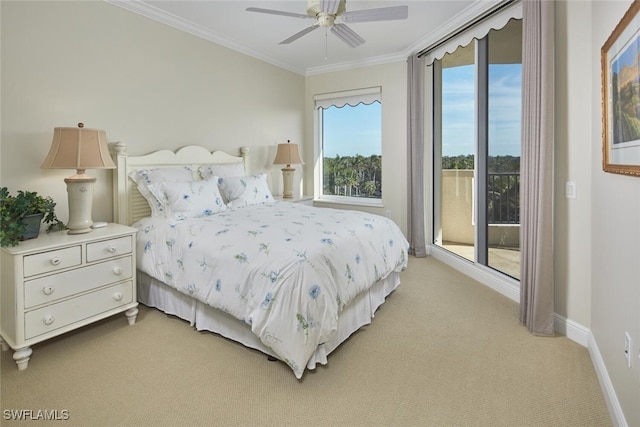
[440,169,520,248]
[488,172,520,224]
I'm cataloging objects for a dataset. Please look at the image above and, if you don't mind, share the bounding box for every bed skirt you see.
[136,270,400,373]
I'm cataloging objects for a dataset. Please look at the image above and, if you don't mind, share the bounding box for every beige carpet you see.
[1,257,611,426]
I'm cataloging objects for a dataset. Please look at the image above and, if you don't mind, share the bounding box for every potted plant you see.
[0,187,66,247]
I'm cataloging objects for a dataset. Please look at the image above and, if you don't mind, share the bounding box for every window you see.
[314,87,382,206]
[432,18,522,279]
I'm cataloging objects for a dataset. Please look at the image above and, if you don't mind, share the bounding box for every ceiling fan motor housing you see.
[307,0,347,21]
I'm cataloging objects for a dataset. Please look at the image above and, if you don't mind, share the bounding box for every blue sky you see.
[322,101,381,157]
[442,63,522,156]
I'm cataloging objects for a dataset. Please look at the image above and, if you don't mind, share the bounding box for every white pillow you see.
[198,162,246,180]
[218,173,275,208]
[128,167,195,217]
[148,178,226,220]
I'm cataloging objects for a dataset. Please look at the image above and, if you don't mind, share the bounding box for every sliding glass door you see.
[433,43,476,263]
[433,18,522,279]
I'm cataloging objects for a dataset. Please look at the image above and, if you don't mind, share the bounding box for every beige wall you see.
[304,62,408,233]
[588,1,640,425]
[556,0,640,424]
[0,1,304,224]
[555,1,594,331]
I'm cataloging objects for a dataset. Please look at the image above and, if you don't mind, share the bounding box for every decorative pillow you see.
[198,163,247,204]
[198,162,246,180]
[148,178,226,220]
[218,173,274,208]
[128,167,195,217]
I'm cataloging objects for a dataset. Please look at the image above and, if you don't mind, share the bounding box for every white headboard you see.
[111,142,249,226]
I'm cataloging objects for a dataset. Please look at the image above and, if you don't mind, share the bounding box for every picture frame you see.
[601,0,640,176]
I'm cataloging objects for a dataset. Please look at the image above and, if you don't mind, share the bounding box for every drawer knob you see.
[42,286,55,296]
[43,315,55,325]
[50,257,61,266]
[113,292,123,301]
[112,267,123,276]
[106,245,117,253]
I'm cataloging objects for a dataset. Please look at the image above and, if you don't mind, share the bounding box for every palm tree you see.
[352,154,365,196]
[323,154,382,198]
[363,180,377,196]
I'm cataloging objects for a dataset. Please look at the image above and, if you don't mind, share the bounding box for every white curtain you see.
[519,0,555,335]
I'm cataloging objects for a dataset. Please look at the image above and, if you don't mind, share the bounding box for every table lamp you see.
[41,123,116,234]
[273,140,304,198]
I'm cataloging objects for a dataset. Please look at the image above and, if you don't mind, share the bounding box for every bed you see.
[111,142,409,378]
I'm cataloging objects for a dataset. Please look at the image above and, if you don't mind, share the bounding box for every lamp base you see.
[64,174,96,234]
[281,167,295,198]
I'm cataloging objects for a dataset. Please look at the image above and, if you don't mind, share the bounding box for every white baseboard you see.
[588,333,628,427]
[554,313,589,347]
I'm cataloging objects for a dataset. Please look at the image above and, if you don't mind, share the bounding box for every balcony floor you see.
[441,242,521,280]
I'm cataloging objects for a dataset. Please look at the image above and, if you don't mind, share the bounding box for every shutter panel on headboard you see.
[131,186,152,224]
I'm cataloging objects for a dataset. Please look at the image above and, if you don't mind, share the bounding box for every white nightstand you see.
[0,223,138,370]
[274,195,314,206]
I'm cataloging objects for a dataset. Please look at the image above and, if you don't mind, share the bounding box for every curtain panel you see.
[407,54,427,257]
[519,0,555,335]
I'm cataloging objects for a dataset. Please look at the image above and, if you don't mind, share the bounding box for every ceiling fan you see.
[246,0,408,48]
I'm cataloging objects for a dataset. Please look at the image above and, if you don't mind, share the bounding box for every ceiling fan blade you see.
[246,7,311,20]
[279,24,320,44]
[331,23,365,48]
[320,0,341,15]
[342,5,408,23]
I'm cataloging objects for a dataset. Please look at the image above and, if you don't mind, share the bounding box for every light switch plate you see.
[565,181,577,199]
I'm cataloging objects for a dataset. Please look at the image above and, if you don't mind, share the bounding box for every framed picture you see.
[602,0,640,176]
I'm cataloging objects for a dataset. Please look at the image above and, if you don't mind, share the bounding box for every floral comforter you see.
[133,202,409,378]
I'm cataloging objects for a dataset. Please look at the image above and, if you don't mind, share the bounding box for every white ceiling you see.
[106,0,503,75]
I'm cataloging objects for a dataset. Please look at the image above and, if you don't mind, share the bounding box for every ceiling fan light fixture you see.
[317,13,335,28]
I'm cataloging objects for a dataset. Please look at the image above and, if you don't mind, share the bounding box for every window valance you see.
[314,87,381,110]
[420,1,522,66]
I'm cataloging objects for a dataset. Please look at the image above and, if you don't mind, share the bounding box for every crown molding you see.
[304,51,408,76]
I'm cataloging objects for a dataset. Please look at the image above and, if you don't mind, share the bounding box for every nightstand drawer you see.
[23,246,82,277]
[86,236,132,262]
[2,223,138,370]
[24,281,134,340]
[24,257,133,308]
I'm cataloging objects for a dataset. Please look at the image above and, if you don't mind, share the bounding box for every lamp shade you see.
[273,142,304,167]
[41,124,116,171]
